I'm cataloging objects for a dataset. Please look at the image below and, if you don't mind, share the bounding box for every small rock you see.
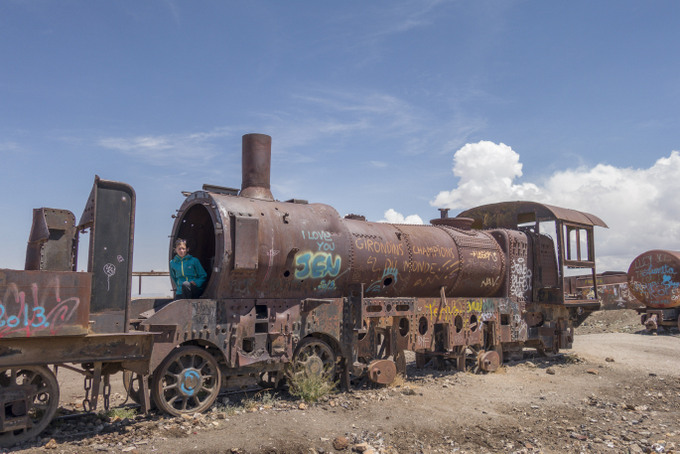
[299,402,308,410]
[605,357,615,362]
[546,367,556,375]
[354,442,370,452]
[333,436,350,450]
[44,439,58,449]
[586,369,599,375]
[570,433,587,441]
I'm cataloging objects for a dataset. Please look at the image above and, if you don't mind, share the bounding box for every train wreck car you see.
[0,179,153,446]
[628,249,680,331]
[130,133,608,416]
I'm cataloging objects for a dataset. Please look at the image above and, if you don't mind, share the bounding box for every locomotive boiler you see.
[627,249,680,331]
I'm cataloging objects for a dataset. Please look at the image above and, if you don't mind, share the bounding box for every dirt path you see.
[6,310,680,454]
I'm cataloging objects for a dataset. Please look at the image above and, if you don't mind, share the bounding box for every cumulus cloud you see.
[431,141,541,208]
[381,208,424,225]
[425,141,680,272]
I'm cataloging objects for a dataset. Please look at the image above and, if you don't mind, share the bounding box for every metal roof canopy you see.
[457,201,608,230]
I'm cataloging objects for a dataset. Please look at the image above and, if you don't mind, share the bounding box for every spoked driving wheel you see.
[0,365,60,446]
[151,346,221,416]
[292,337,337,380]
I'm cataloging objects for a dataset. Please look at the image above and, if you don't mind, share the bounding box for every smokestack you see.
[240,133,274,200]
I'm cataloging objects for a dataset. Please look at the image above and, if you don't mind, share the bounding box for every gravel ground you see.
[4,309,680,454]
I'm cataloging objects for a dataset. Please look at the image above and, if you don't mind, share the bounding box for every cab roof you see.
[457,201,608,230]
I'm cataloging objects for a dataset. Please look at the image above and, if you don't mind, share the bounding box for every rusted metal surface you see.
[367,359,396,384]
[0,332,152,369]
[477,350,500,372]
[79,177,136,333]
[0,269,91,339]
[239,133,274,201]
[628,250,680,309]
[24,208,77,272]
[564,272,641,310]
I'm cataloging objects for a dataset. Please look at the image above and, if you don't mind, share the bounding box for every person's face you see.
[175,243,188,258]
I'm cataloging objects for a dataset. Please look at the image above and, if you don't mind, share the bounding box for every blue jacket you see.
[170,254,207,295]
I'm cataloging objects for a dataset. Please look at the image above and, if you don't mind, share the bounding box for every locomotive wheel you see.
[0,365,59,446]
[292,338,336,380]
[151,346,221,416]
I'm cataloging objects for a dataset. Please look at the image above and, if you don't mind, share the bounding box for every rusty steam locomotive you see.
[0,133,607,445]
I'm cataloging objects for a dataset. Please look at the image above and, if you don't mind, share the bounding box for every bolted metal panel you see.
[25,208,77,272]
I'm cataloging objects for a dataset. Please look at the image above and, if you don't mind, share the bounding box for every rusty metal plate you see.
[0,269,91,339]
[24,208,77,272]
[368,359,397,384]
[234,216,259,271]
[0,332,152,368]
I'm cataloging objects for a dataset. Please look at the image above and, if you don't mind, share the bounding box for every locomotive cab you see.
[458,201,608,311]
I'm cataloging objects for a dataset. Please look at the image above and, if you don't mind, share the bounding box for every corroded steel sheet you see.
[24,208,77,271]
[0,332,152,368]
[0,269,91,339]
[564,272,640,309]
[628,250,680,309]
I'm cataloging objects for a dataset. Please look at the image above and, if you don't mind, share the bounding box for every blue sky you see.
[2,1,679,290]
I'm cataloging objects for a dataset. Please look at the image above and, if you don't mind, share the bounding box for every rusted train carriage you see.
[0,179,153,446]
[1,133,607,445]
[628,249,680,331]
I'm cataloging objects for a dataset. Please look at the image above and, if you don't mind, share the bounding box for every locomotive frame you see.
[1,133,607,446]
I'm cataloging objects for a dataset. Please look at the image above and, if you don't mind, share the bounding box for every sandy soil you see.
[5,309,680,454]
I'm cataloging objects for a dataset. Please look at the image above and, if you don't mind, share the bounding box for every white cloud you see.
[381,208,424,225]
[431,141,541,208]
[0,141,21,153]
[424,140,680,272]
[98,127,235,167]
